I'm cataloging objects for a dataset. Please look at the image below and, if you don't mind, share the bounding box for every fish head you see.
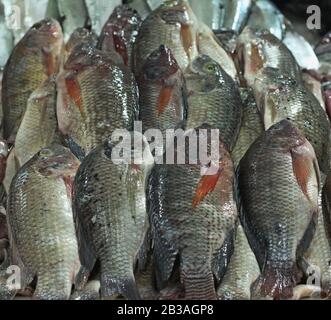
[65,28,98,57]
[185,55,221,93]
[64,44,98,71]
[141,45,179,82]
[35,144,80,178]
[159,0,193,25]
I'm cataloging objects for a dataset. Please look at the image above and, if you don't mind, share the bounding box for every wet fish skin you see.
[236,27,301,88]
[65,28,98,60]
[73,133,154,300]
[148,129,238,300]
[253,67,330,176]
[57,44,139,159]
[2,18,63,143]
[238,120,320,300]
[302,71,325,110]
[214,30,238,55]
[15,76,59,167]
[185,55,242,152]
[137,45,186,140]
[71,280,100,300]
[57,0,89,42]
[247,0,285,40]
[231,88,263,169]
[217,224,260,300]
[7,144,80,300]
[98,5,142,69]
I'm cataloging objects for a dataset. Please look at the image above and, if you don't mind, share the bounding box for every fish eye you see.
[203,63,215,73]
[39,149,53,159]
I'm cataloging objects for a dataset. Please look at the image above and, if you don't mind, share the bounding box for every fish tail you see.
[100,274,141,300]
[252,264,298,300]
[181,269,217,300]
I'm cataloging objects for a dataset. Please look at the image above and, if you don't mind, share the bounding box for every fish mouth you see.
[33,18,62,38]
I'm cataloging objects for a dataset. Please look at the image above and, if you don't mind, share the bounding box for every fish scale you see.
[238,120,319,299]
[148,133,238,300]
[73,135,153,299]
[7,145,80,300]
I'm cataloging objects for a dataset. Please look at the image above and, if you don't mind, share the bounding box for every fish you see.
[214,30,238,55]
[253,67,331,176]
[133,0,199,76]
[57,0,89,42]
[301,194,331,297]
[236,27,301,87]
[57,44,139,160]
[124,0,163,20]
[65,28,98,61]
[2,18,63,143]
[247,0,285,40]
[7,144,80,300]
[73,132,154,300]
[98,5,142,69]
[316,32,331,82]
[302,71,325,110]
[84,0,122,35]
[148,128,238,300]
[0,2,13,67]
[136,258,158,300]
[71,280,100,300]
[14,76,59,167]
[283,30,320,71]
[231,88,264,169]
[238,120,320,300]
[185,55,242,152]
[3,147,18,196]
[217,224,260,300]
[221,0,252,33]
[137,45,187,147]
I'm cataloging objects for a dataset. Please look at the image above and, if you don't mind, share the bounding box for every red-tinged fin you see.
[65,76,85,118]
[291,149,313,201]
[42,49,56,76]
[157,85,174,116]
[192,169,221,208]
[181,24,193,57]
[63,176,74,199]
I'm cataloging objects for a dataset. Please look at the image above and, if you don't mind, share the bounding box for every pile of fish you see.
[0,0,331,300]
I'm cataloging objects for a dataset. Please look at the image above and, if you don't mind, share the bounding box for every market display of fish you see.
[0,0,330,302]
[238,120,320,300]
[57,43,138,159]
[73,133,154,300]
[137,45,186,142]
[217,224,260,300]
[185,55,242,151]
[2,18,63,143]
[15,76,59,167]
[7,144,80,300]
[98,5,142,69]
[148,129,238,300]
[231,88,263,168]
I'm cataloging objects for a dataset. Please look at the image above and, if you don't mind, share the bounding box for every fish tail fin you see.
[181,268,217,300]
[252,265,298,300]
[100,274,141,300]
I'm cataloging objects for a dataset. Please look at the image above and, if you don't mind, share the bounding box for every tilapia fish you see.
[247,0,285,40]
[65,28,98,61]
[253,67,330,176]
[236,27,301,87]
[57,0,89,42]
[185,55,242,151]
[231,88,263,169]
[98,5,142,69]
[238,120,320,300]
[7,144,80,300]
[217,224,260,300]
[134,0,199,75]
[85,0,122,35]
[2,18,63,143]
[137,45,186,142]
[73,133,154,300]
[302,194,331,296]
[15,76,59,167]
[57,44,139,160]
[148,129,238,300]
